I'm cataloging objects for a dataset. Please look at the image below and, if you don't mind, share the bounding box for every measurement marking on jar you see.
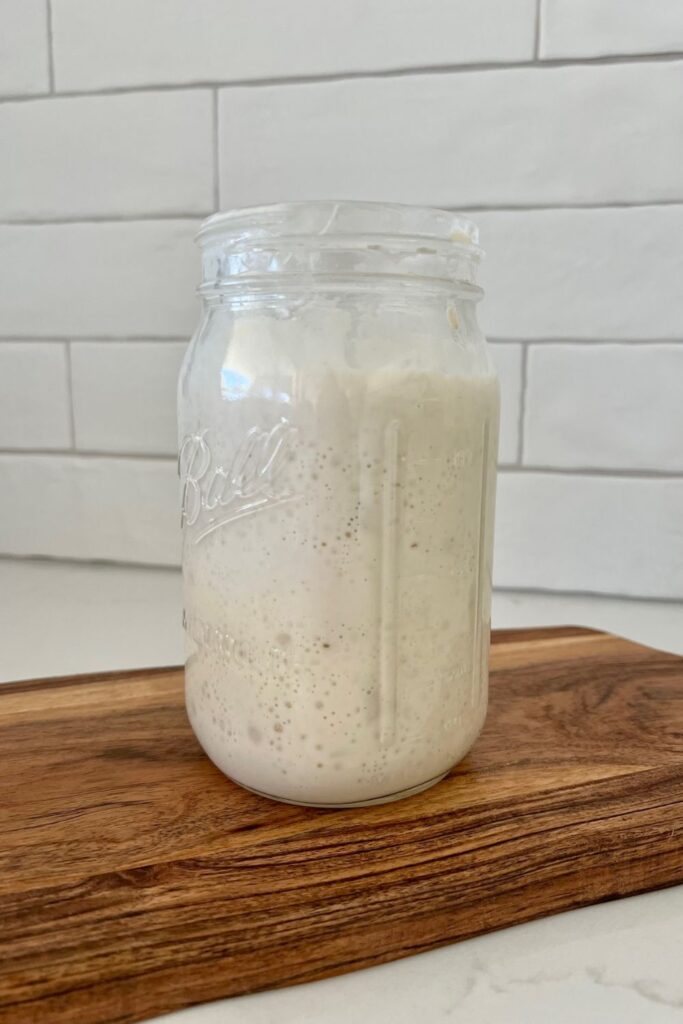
[379,419,401,748]
[470,420,490,706]
[184,610,288,668]
[451,448,475,469]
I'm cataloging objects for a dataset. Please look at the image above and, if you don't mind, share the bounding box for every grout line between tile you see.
[1,337,683,350]
[2,336,683,347]
[0,448,177,461]
[0,552,181,572]
[517,344,529,464]
[212,88,220,212]
[0,555,679,606]
[500,465,683,480]
[454,199,683,212]
[45,0,56,91]
[1,213,208,226]
[0,449,680,479]
[534,0,542,60]
[2,49,683,104]
[0,342,191,350]
[492,585,683,606]
[0,336,190,343]
[487,337,683,346]
[2,200,683,229]
[63,341,76,448]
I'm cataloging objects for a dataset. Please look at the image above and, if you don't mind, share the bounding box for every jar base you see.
[224,770,450,809]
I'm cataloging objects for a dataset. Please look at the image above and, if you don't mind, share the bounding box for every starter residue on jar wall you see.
[180,311,499,805]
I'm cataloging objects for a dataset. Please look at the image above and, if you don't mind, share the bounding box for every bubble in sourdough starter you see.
[183,361,498,805]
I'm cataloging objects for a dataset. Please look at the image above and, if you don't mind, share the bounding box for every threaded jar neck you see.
[197,200,483,295]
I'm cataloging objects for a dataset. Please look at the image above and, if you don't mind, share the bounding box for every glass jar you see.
[178,201,499,808]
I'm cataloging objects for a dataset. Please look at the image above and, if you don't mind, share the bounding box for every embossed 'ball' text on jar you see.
[178,201,500,807]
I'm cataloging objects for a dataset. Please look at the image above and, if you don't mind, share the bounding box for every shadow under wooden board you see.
[1,627,683,1024]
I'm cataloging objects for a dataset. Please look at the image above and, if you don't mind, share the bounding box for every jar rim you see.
[196,200,481,258]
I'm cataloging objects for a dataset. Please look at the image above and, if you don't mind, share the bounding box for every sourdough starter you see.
[181,349,498,805]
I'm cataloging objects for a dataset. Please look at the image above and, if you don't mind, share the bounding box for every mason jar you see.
[178,201,499,807]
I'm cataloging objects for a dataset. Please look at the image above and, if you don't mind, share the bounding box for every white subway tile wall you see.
[50,0,536,91]
[1,0,682,602]
[489,344,523,465]
[475,206,683,340]
[0,0,49,96]
[71,341,187,455]
[1,92,214,220]
[540,0,683,59]
[0,455,179,564]
[0,221,198,336]
[218,62,683,207]
[524,345,683,472]
[0,343,71,449]
[495,474,683,600]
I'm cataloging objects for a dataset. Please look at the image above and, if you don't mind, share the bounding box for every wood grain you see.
[1,627,682,1024]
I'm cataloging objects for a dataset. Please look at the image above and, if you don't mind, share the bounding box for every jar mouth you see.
[197,200,481,255]
[197,201,483,292]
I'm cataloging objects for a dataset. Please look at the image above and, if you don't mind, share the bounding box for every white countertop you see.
[2,558,682,1023]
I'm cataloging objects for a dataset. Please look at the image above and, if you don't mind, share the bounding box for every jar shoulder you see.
[181,295,496,393]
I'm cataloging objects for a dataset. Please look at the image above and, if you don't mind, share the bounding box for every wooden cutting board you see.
[2,627,683,1024]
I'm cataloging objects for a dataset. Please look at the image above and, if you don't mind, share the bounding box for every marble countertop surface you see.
[2,558,682,1024]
